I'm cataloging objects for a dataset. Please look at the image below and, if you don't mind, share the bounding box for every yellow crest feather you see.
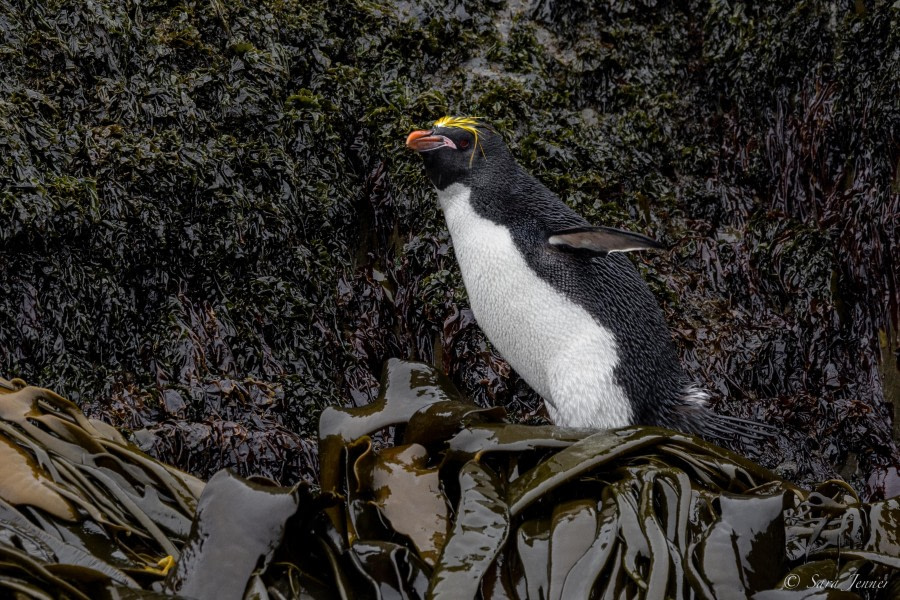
[433,116,488,165]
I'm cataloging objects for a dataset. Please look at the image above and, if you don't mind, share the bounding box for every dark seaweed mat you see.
[0,1,897,493]
[2,364,899,599]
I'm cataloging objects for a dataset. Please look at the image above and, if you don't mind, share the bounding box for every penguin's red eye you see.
[459,138,470,149]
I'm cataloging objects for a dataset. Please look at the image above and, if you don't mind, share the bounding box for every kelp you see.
[311,360,900,598]
[1,362,899,598]
[0,376,202,597]
[163,470,301,600]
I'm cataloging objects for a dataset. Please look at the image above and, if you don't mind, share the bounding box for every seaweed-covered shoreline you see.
[1,367,898,599]
[1,1,898,494]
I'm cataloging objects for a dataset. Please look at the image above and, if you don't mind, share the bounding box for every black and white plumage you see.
[407,117,767,439]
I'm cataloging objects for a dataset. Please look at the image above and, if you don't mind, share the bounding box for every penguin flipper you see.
[548,226,665,257]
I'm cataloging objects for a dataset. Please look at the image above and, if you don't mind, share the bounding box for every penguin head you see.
[406,116,510,190]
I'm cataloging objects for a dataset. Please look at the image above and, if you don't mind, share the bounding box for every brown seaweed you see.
[1,365,899,598]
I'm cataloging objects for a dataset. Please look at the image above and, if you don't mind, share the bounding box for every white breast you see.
[437,184,633,428]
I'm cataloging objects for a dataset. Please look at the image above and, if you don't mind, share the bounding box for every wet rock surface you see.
[1,1,898,495]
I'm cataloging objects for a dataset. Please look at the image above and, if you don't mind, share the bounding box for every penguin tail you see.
[672,385,778,442]
[696,409,779,441]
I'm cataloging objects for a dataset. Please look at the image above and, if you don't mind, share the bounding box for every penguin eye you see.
[458,138,470,150]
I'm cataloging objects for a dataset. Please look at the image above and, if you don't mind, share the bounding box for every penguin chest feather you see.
[437,184,633,428]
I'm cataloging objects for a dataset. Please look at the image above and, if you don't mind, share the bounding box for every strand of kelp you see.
[315,360,900,599]
[0,363,897,599]
[0,377,202,598]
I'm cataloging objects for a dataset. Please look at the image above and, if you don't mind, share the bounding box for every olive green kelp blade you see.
[2,364,898,599]
[0,377,203,598]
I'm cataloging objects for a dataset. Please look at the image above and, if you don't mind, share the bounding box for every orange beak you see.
[406,130,457,152]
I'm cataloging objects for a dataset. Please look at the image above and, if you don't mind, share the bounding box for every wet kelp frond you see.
[0,376,202,596]
[3,364,896,598]
[314,361,900,598]
[0,373,328,599]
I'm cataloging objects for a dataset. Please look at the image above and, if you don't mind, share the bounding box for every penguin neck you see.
[436,184,482,244]
[436,168,536,229]
[435,182,471,213]
[437,183,517,241]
